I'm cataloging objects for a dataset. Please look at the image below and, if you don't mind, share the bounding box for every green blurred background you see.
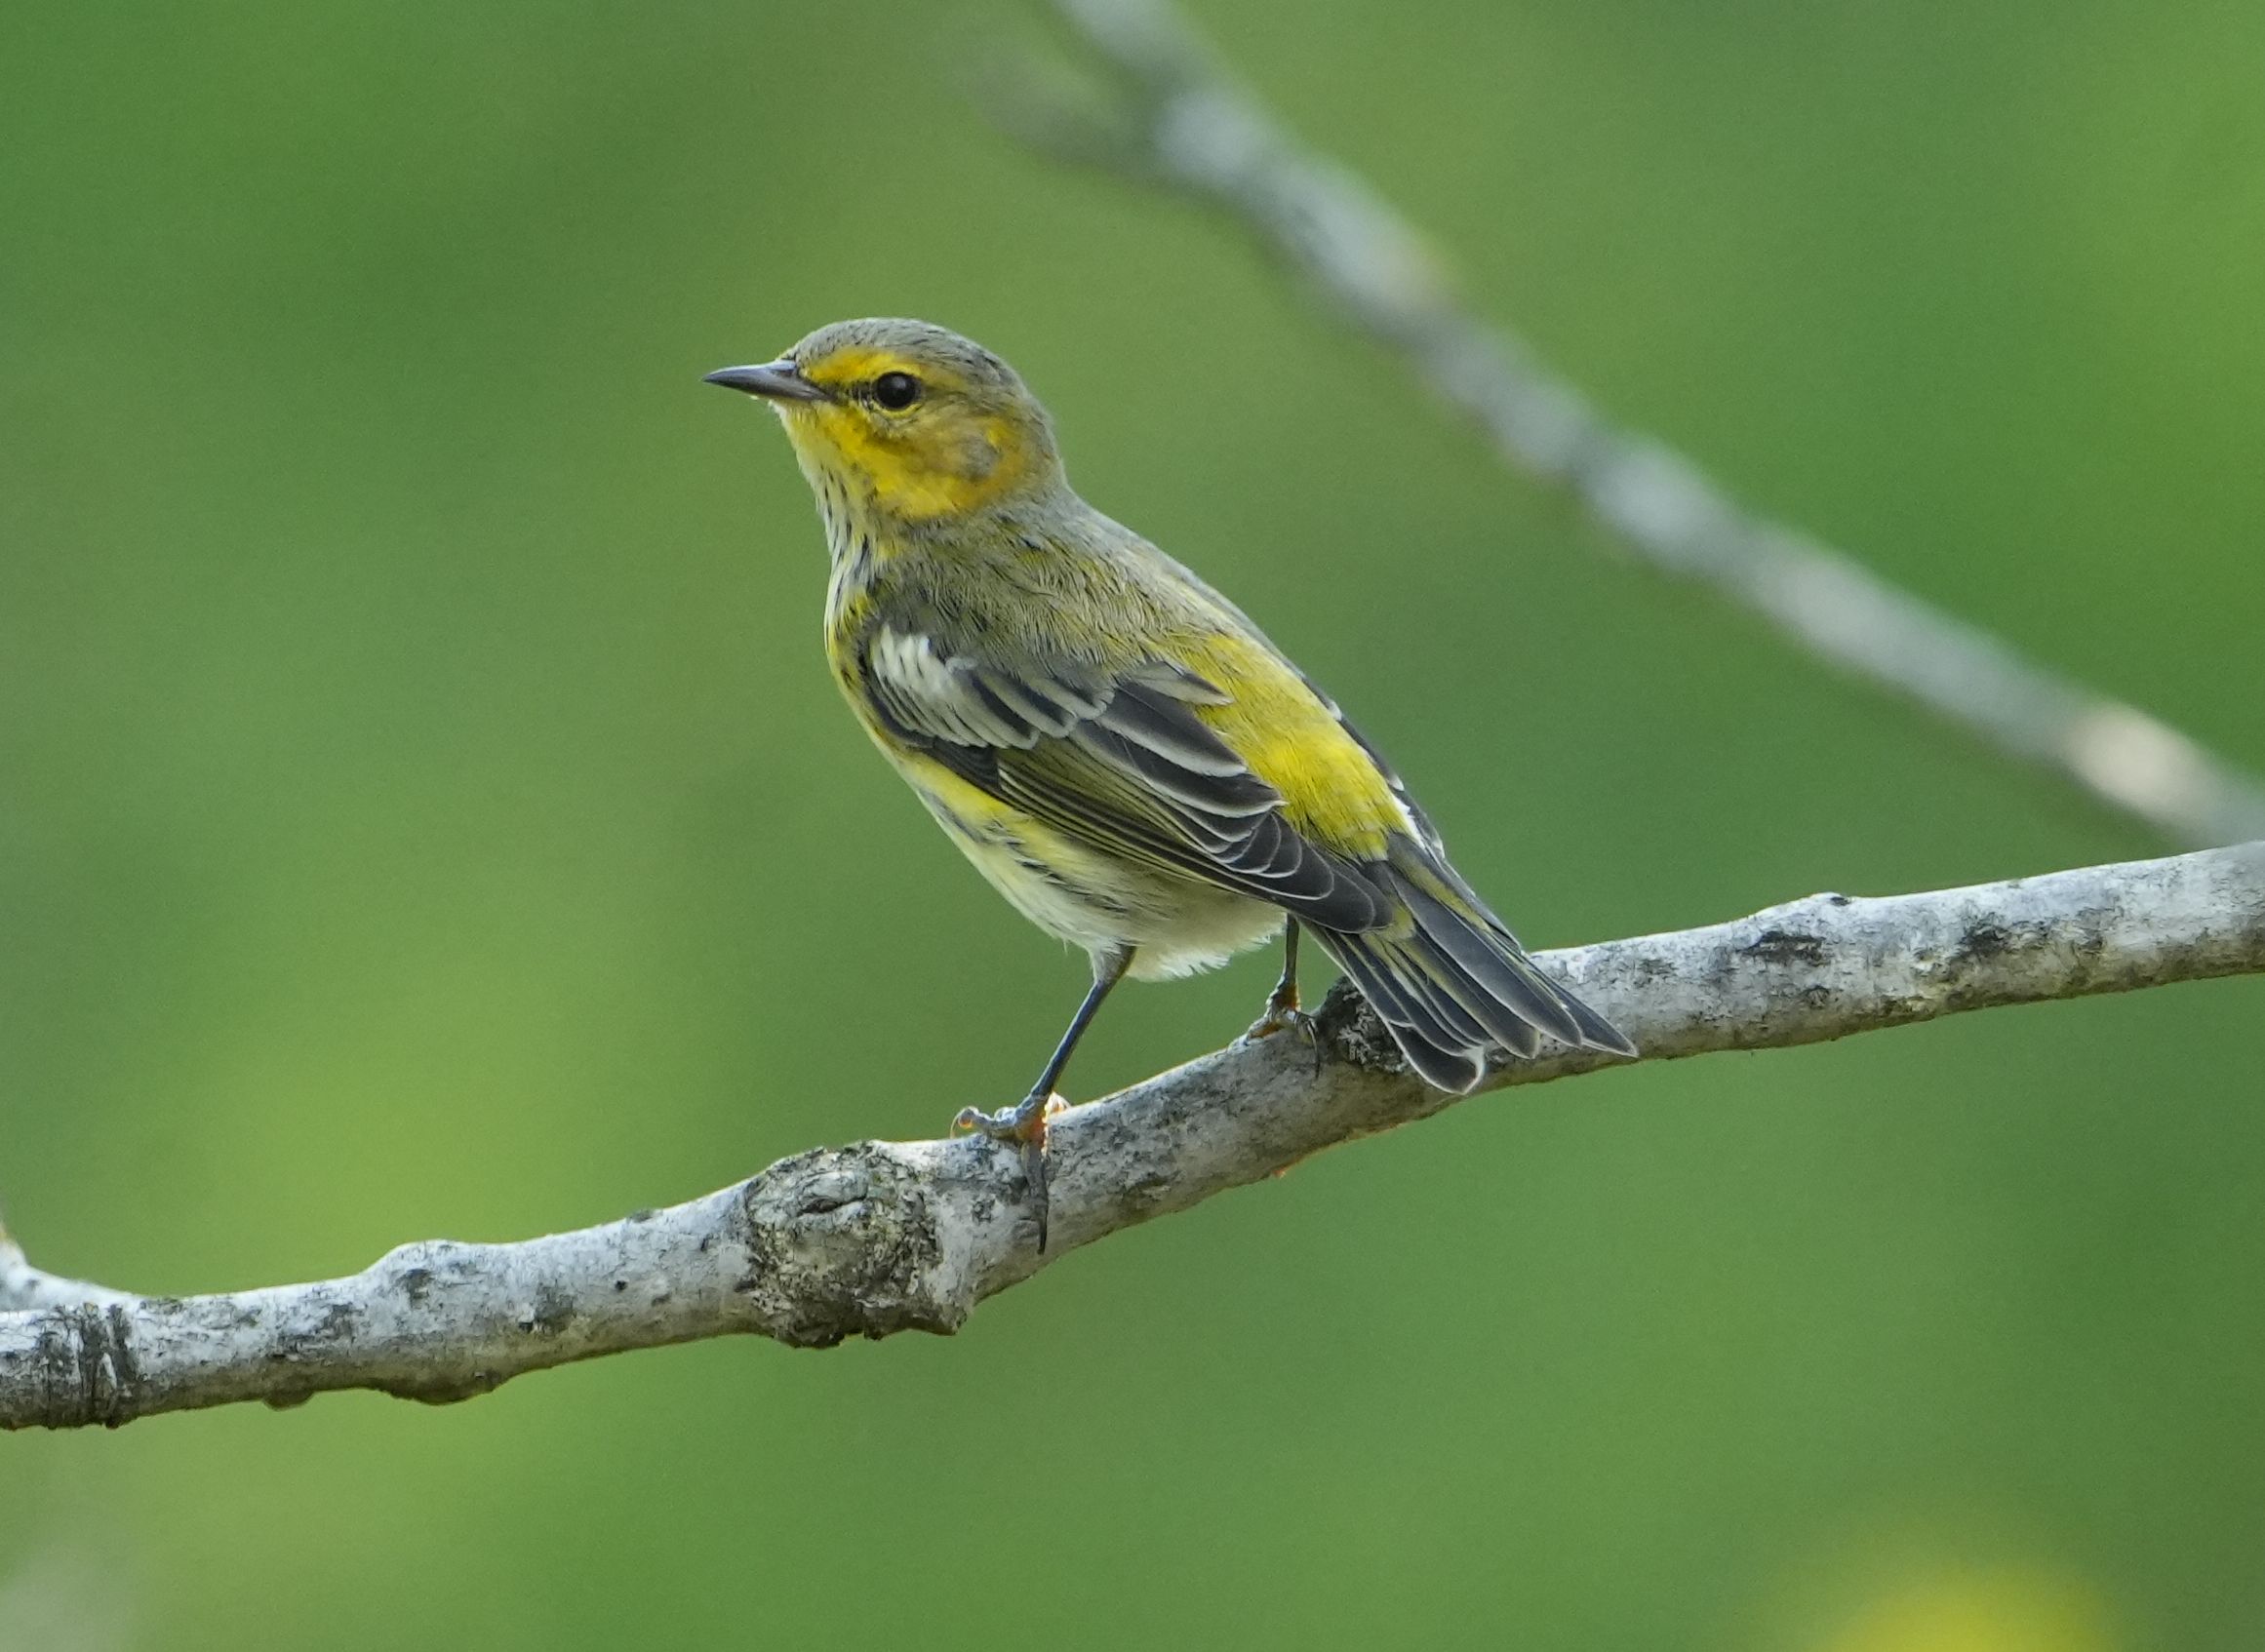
[4,2,2261,1647]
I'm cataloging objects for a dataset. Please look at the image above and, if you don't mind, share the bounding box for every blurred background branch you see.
[8,840,2258,1433]
[980,0,2265,850]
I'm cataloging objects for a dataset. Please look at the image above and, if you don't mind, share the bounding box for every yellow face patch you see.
[795,344,913,392]
[778,346,1035,524]
[781,401,1027,523]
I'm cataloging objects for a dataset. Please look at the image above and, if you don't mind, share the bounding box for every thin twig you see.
[6,841,2258,1432]
[976,0,2265,849]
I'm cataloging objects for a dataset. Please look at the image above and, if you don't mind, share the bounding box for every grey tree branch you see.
[978,0,2265,849]
[5,841,2259,1432]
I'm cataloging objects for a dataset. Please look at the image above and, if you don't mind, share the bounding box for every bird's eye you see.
[870,372,923,412]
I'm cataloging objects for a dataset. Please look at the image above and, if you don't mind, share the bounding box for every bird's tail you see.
[1310,846,1634,1093]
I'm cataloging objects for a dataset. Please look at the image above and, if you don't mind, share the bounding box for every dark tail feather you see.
[1313,889,1635,1090]
[1384,867,1586,1051]
[1323,935,1487,1091]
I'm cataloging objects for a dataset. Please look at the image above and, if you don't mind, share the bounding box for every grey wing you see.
[858,625,1394,931]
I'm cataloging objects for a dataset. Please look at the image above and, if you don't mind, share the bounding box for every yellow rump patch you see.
[1175,631,1404,856]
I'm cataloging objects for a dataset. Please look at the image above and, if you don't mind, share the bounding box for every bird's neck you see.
[813,470,1076,618]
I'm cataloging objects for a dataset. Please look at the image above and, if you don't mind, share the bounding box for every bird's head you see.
[707,319,1063,528]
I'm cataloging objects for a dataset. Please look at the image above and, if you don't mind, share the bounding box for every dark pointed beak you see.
[703,359,825,402]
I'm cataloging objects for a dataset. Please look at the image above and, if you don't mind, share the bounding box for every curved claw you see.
[1243,1004,1325,1078]
[948,1092,1062,1250]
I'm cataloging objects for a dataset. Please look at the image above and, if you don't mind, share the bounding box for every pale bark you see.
[6,842,2258,1433]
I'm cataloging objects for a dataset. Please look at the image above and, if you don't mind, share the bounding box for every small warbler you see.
[708,319,1632,1242]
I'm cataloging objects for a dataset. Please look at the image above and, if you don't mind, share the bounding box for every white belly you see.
[908,784,1285,981]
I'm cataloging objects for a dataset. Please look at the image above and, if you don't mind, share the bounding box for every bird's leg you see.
[1250,919,1305,1033]
[1244,921,1320,1066]
[953,944,1133,1249]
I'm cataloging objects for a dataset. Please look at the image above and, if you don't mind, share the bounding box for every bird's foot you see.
[951,1090,1065,1143]
[951,1092,1067,1249]
[1242,987,1323,1075]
